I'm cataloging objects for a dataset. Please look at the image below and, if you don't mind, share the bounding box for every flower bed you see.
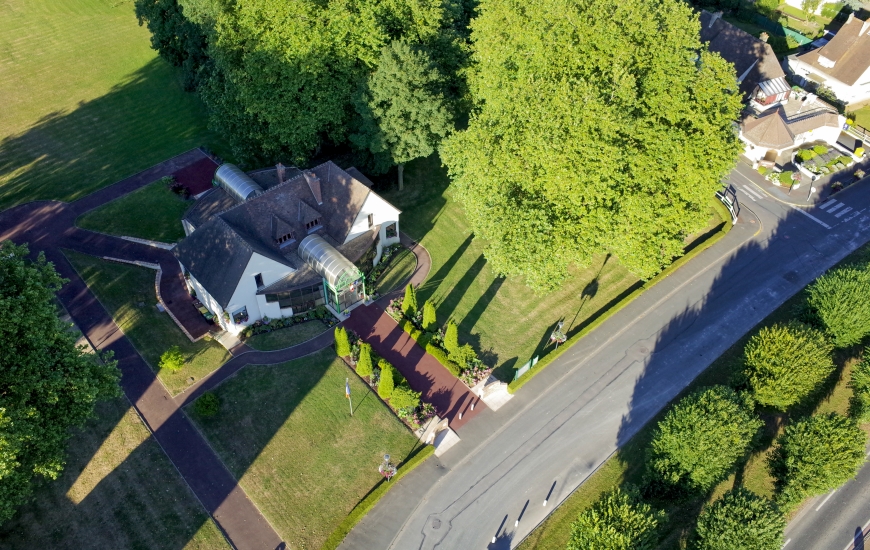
[341,329,436,430]
[795,145,853,176]
[386,295,493,387]
[240,305,338,339]
[364,243,404,297]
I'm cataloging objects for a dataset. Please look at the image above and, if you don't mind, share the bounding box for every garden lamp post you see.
[550,320,567,350]
[379,454,396,481]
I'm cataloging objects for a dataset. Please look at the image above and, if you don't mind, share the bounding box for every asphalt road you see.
[339,167,870,550]
[783,448,870,550]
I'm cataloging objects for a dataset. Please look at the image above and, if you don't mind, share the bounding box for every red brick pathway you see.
[344,303,485,432]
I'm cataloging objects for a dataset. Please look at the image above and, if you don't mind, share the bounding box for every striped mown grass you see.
[0,0,226,211]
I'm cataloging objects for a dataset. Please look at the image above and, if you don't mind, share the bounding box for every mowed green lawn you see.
[0,0,226,211]
[852,105,870,129]
[374,248,417,294]
[245,320,331,351]
[189,348,421,550]
[65,250,230,395]
[380,155,724,381]
[77,178,192,242]
[0,397,228,549]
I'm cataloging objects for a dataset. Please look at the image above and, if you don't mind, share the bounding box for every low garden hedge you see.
[399,319,462,377]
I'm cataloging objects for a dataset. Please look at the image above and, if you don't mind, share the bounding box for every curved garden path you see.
[0,149,462,549]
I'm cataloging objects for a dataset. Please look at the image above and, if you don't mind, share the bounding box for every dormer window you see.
[276,231,295,247]
[306,218,322,231]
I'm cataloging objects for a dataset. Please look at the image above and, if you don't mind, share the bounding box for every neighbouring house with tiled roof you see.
[738,92,845,164]
[787,13,870,107]
[174,161,401,334]
[700,11,792,108]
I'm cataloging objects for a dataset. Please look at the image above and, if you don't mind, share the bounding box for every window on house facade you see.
[265,283,324,312]
[233,307,249,324]
[254,273,264,289]
[367,213,374,228]
[276,231,295,247]
[305,218,322,231]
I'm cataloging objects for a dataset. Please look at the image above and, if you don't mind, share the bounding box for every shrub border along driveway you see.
[508,198,733,393]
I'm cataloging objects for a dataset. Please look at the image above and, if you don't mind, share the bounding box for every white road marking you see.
[740,185,758,202]
[836,207,853,218]
[844,210,863,223]
[784,538,792,548]
[787,203,832,229]
[828,202,845,213]
[840,516,870,550]
[816,489,837,511]
[819,200,838,210]
[742,184,765,200]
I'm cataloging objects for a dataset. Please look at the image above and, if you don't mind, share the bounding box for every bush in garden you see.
[422,300,437,332]
[356,342,373,378]
[769,413,866,508]
[812,144,829,155]
[444,320,459,357]
[647,386,762,493]
[807,264,870,347]
[390,384,421,411]
[741,322,834,410]
[378,360,395,400]
[568,486,663,550]
[849,353,870,422]
[159,345,185,371]
[692,487,785,550]
[425,342,462,377]
[797,149,816,162]
[194,392,220,417]
[401,284,417,317]
[334,326,351,357]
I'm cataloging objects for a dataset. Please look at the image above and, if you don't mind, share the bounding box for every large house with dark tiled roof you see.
[174,161,401,334]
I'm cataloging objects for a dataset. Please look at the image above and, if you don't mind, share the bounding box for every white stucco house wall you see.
[174,161,401,335]
[787,13,870,107]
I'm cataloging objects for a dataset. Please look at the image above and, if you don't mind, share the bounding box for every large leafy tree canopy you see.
[647,386,762,492]
[769,413,866,508]
[692,488,785,550]
[441,0,743,291]
[0,242,119,522]
[351,40,454,177]
[568,486,664,550]
[136,0,470,165]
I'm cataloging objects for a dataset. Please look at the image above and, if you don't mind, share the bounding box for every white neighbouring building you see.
[787,13,870,107]
[174,161,401,334]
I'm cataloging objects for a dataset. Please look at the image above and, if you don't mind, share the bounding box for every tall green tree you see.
[334,327,351,357]
[0,242,120,522]
[849,352,870,422]
[807,263,870,347]
[352,41,454,188]
[191,0,470,165]
[741,322,834,411]
[692,488,785,550]
[568,486,664,550]
[647,386,762,493]
[378,360,395,399]
[402,284,418,317]
[422,300,437,332]
[441,0,742,291]
[769,413,866,508]
[356,342,374,378]
[443,320,459,357]
[134,0,210,90]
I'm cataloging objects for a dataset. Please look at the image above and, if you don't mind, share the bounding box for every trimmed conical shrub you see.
[422,300,437,332]
[357,342,373,378]
[334,326,351,357]
[402,284,418,317]
[378,360,394,400]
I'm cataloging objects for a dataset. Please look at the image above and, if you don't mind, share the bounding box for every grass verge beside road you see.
[77,179,191,243]
[0,397,228,549]
[188,348,423,550]
[64,250,230,395]
[380,155,727,384]
[0,0,227,210]
[518,240,870,550]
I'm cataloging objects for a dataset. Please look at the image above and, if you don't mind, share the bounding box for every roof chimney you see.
[304,171,323,205]
[759,31,769,43]
[709,11,722,28]
[276,163,285,185]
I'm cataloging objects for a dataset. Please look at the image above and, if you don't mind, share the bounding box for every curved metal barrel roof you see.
[297,234,361,289]
[214,163,265,203]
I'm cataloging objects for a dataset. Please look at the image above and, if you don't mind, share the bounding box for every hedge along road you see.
[338,173,870,550]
